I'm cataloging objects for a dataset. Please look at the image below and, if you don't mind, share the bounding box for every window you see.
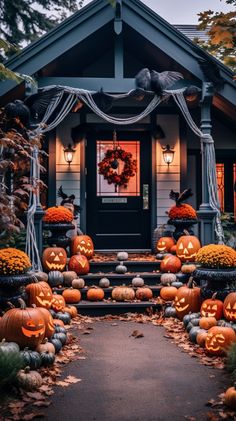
[216,159,236,220]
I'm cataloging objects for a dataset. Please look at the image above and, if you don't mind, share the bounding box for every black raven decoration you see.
[135,68,184,95]
[169,188,193,206]
[57,185,81,216]
[5,100,30,128]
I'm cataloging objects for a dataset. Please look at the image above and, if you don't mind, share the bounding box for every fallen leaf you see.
[22,412,45,420]
[130,330,144,338]
[26,392,45,400]
[55,380,71,387]
[82,330,91,335]
[33,401,51,407]
[64,375,82,384]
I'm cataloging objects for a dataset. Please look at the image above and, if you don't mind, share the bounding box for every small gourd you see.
[160,273,177,286]
[36,339,55,354]
[72,278,85,289]
[40,351,55,367]
[199,317,217,330]
[171,281,183,289]
[115,262,127,274]
[135,287,153,301]
[132,275,144,287]
[181,264,197,274]
[33,271,48,282]
[17,367,43,390]
[0,339,20,354]
[164,306,177,318]
[99,277,110,288]
[117,251,129,261]
[48,270,64,287]
[189,326,202,343]
[62,271,77,287]
[20,348,42,370]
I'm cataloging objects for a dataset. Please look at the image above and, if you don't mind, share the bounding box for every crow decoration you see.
[135,68,184,95]
[57,185,81,216]
[169,188,193,206]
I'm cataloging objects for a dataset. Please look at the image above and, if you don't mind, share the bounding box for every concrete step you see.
[89,260,161,274]
[73,300,162,316]
[55,285,162,300]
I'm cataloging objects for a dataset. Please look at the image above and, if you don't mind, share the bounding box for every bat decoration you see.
[169,188,193,205]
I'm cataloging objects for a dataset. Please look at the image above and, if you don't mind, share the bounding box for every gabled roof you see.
[1,0,235,108]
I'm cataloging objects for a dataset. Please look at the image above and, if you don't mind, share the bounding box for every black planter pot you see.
[43,222,75,248]
[193,267,236,301]
[0,272,35,310]
[168,219,198,241]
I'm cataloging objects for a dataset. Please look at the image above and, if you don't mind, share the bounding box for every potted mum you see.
[43,206,75,248]
[193,244,236,300]
[167,189,198,240]
[0,248,33,309]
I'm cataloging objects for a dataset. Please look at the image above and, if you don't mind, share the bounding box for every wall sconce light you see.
[64,143,76,166]
[162,144,175,166]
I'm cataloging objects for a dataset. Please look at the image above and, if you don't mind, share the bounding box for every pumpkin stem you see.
[24,366,31,373]
[187,277,194,288]
[18,298,26,309]
[211,292,218,300]
[6,301,15,309]
[183,229,190,236]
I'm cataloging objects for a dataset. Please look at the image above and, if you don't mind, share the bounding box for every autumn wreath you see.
[98,148,137,189]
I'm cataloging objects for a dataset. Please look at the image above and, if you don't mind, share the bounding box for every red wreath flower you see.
[98,148,137,189]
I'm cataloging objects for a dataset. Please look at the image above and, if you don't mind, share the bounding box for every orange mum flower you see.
[43,206,73,223]
[0,248,31,275]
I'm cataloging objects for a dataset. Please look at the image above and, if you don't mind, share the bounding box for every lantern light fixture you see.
[162,144,175,166]
[64,143,76,166]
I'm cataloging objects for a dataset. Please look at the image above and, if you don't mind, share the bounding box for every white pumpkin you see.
[99,277,110,288]
[160,273,177,285]
[132,275,145,287]
[117,252,129,261]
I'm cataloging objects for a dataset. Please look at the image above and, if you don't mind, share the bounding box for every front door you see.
[86,131,152,250]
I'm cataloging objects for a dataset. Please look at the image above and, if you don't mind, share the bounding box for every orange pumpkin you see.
[223,293,236,321]
[26,281,53,309]
[160,255,182,273]
[196,330,208,347]
[176,235,201,262]
[170,245,177,255]
[63,306,78,318]
[160,286,178,301]
[174,278,201,320]
[199,317,217,330]
[111,286,135,302]
[51,294,66,312]
[0,300,45,349]
[205,326,236,356]
[156,237,175,253]
[68,254,90,275]
[53,319,65,327]
[42,247,67,272]
[224,384,236,410]
[62,288,81,304]
[37,307,55,338]
[87,287,105,301]
[135,287,153,301]
[200,293,223,320]
[71,235,94,259]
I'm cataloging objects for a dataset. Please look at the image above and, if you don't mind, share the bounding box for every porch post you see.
[33,146,44,256]
[197,82,217,245]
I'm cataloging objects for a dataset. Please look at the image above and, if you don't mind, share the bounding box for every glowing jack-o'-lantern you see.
[205,326,236,356]
[68,254,90,275]
[174,278,201,320]
[71,235,94,259]
[0,300,45,349]
[42,247,67,272]
[223,293,236,321]
[38,307,55,338]
[176,235,201,262]
[26,281,53,309]
[51,294,66,312]
[156,237,175,253]
[200,293,223,320]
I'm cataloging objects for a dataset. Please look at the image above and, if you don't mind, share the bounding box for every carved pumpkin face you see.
[71,236,94,259]
[201,296,223,320]
[38,308,55,338]
[51,294,66,312]
[26,281,53,309]
[176,235,201,262]
[68,254,90,275]
[205,326,236,355]
[0,305,46,349]
[223,293,236,321]
[156,237,175,253]
[174,283,201,320]
[42,247,67,272]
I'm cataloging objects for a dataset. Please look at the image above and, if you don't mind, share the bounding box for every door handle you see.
[143,184,149,210]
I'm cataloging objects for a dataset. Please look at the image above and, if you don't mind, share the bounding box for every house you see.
[0,0,235,252]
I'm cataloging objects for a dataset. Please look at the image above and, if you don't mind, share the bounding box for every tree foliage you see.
[197,0,236,71]
[0,0,84,52]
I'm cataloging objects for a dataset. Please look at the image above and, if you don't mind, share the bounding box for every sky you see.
[83,0,232,23]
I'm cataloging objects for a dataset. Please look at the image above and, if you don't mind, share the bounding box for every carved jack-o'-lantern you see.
[51,294,66,312]
[223,293,236,321]
[174,278,201,320]
[156,237,175,253]
[176,235,201,262]
[68,254,90,275]
[71,235,94,259]
[42,247,67,272]
[26,281,53,309]
[200,293,223,320]
[205,326,236,356]
[0,300,45,349]
[38,308,55,338]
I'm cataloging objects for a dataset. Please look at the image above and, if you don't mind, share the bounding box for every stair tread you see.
[90,260,161,265]
[82,272,161,278]
[74,300,160,308]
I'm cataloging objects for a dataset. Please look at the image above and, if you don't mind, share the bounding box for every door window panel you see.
[96,140,140,196]
[216,163,225,212]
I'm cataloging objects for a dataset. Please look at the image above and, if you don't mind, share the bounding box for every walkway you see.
[41,321,229,421]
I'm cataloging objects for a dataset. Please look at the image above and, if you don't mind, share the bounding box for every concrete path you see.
[42,321,229,421]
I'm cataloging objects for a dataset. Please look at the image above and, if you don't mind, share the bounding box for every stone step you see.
[89,260,161,274]
[73,300,162,316]
[55,285,162,300]
[78,272,189,286]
